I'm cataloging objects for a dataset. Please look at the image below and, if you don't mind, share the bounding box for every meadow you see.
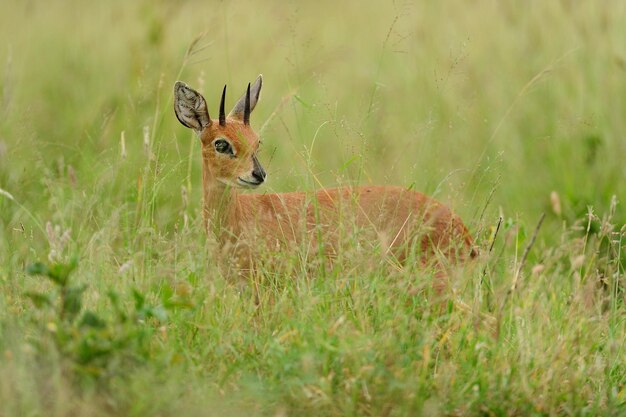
[0,0,625,415]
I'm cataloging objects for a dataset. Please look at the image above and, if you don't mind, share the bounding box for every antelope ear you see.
[228,74,263,121]
[174,81,211,132]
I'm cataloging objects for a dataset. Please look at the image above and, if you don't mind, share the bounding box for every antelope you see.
[174,75,476,288]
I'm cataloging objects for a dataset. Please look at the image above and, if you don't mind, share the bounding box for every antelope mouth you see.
[237,177,262,189]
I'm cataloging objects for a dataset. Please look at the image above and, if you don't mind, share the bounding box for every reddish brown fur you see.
[198,118,475,277]
[175,79,476,289]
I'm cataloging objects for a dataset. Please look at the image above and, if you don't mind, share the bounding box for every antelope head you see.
[174,75,266,189]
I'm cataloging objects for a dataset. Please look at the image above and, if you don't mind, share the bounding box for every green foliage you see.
[25,258,167,381]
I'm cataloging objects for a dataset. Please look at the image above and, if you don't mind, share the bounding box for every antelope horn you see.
[243,82,251,125]
[219,85,227,126]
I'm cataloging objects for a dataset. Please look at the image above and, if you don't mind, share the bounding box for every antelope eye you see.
[214,139,233,155]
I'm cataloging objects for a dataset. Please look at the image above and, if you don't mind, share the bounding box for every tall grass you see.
[0,0,624,415]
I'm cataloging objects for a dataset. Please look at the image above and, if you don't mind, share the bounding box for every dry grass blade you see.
[480,216,503,287]
[496,213,546,336]
[489,216,504,254]
[184,33,212,61]
[511,212,546,293]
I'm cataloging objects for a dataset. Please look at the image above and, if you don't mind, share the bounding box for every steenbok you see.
[174,75,476,288]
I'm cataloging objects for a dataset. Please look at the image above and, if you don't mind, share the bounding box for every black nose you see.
[252,166,266,183]
[252,155,266,183]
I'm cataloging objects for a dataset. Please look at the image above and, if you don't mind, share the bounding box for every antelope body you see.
[174,75,475,278]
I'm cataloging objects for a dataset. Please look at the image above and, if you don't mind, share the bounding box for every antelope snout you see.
[237,155,267,189]
[237,171,266,188]
[251,164,266,184]
[251,154,266,183]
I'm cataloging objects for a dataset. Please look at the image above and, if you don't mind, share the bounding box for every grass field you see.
[1,0,625,415]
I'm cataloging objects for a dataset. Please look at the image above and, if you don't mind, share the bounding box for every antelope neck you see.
[201,170,240,236]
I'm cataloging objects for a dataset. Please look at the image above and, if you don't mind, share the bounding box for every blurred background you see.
[0,0,625,258]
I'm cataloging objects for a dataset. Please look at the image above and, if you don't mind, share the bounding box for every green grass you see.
[1,0,625,415]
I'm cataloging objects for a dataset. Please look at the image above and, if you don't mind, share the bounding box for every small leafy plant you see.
[25,257,168,382]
